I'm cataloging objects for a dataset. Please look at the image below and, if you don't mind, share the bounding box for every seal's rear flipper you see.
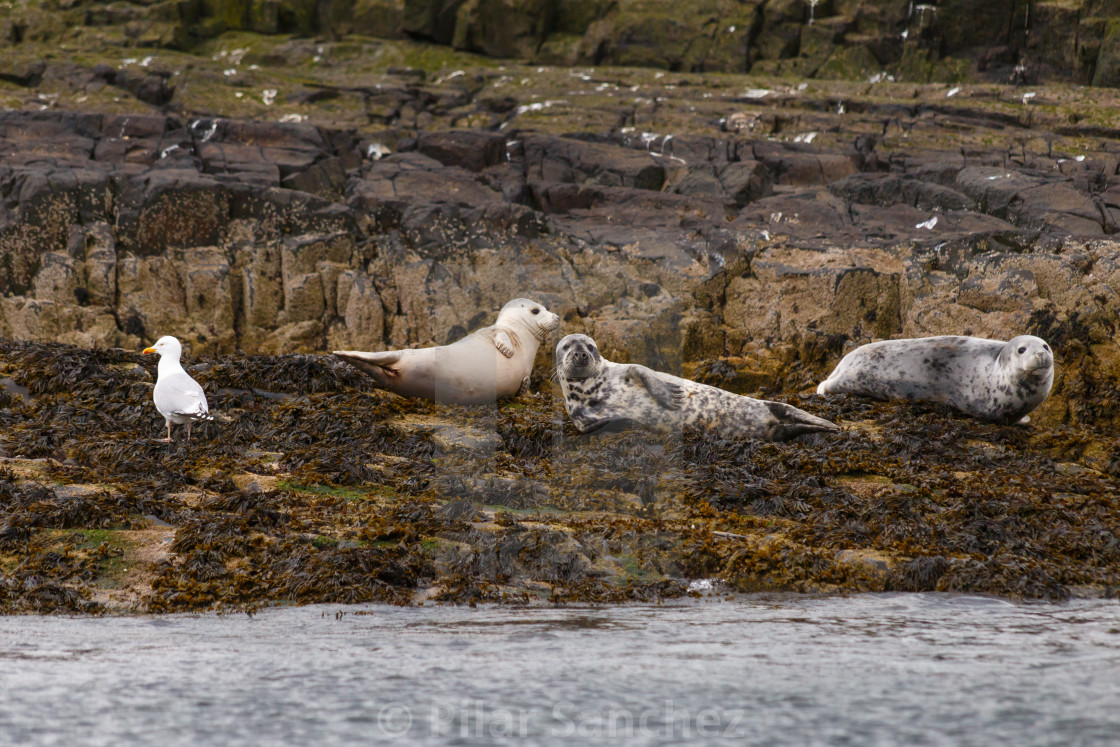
[333,350,402,386]
[764,401,840,441]
[581,417,638,434]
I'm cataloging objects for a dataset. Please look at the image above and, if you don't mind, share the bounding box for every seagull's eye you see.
[531,308,540,315]
[1017,346,1027,354]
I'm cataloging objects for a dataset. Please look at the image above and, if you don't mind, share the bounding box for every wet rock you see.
[0,59,46,87]
[432,425,503,453]
[90,65,174,107]
[522,135,666,190]
[115,171,231,255]
[2,65,1120,431]
[417,130,507,172]
[450,0,552,59]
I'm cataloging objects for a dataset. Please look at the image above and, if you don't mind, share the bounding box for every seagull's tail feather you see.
[173,409,214,421]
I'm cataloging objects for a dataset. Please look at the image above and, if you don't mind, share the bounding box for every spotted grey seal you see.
[334,298,561,404]
[143,335,213,442]
[816,334,1054,424]
[555,334,839,440]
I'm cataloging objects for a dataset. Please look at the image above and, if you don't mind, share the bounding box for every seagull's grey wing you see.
[154,371,210,418]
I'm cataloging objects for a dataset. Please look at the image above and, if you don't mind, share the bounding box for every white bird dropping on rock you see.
[142,336,212,442]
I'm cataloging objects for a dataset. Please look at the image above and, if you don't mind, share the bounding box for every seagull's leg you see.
[162,421,173,443]
[187,421,192,442]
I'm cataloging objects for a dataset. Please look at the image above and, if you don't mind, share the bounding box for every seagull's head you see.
[142,336,183,360]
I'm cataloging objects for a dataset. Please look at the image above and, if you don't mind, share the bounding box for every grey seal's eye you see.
[1043,344,1051,352]
[531,308,540,315]
[1017,346,1026,354]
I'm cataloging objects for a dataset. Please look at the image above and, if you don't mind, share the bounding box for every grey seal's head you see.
[497,298,561,342]
[1000,335,1054,383]
[555,333,603,380]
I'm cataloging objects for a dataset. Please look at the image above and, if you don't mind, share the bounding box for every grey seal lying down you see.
[816,334,1054,424]
[555,334,839,440]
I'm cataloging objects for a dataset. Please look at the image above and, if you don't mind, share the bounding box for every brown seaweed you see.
[1,338,1118,613]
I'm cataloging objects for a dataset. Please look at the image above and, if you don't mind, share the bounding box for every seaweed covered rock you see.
[2,339,1119,613]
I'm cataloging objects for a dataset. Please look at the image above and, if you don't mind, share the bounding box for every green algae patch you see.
[277,480,394,502]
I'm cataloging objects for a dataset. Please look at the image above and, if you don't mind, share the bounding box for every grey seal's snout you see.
[1028,351,1052,373]
[555,333,600,379]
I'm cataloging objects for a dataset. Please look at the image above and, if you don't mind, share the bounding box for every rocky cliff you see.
[6,0,1120,86]
[3,44,1120,426]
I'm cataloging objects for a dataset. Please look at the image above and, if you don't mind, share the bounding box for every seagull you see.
[141,336,212,443]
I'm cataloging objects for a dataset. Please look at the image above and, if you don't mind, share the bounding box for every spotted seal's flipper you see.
[627,366,684,410]
[332,350,402,387]
[581,417,638,434]
[763,401,840,441]
[493,330,515,358]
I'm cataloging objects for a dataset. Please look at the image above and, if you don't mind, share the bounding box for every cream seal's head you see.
[555,333,603,380]
[497,298,561,342]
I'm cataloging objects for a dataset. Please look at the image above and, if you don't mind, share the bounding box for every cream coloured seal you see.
[555,334,840,440]
[334,298,561,404]
[816,334,1054,424]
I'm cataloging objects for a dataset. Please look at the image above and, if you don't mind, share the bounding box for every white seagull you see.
[142,336,212,442]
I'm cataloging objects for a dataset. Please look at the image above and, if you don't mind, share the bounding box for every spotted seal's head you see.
[555,334,603,380]
[1000,335,1054,384]
[497,298,561,342]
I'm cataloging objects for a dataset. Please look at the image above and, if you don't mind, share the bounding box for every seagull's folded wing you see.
[156,372,210,417]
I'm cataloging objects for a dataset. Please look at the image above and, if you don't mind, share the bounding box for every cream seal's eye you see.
[531,308,540,314]
[1017,346,1027,354]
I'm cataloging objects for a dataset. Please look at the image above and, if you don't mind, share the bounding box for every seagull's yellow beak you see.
[142,346,157,354]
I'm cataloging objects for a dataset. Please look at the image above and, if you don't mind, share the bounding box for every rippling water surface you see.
[1,594,1118,745]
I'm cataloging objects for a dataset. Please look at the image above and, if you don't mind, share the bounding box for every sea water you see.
[1,594,1118,745]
